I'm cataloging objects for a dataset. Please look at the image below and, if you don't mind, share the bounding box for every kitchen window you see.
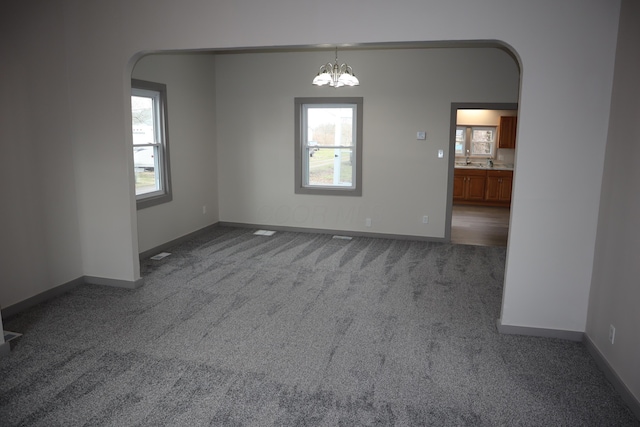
[131,79,172,209]
[455,126,497,158]
[455,126,466,155]
[294,97,363,196]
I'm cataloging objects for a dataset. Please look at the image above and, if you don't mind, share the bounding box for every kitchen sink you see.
[456,162,488,168]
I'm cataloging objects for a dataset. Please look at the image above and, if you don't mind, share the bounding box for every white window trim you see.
[131,79,172,209]
[294,97,363,196]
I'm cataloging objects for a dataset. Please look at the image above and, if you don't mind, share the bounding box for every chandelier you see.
[312,48,359,88]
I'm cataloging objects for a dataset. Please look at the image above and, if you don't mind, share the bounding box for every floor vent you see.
[3,331,22,342]
[332,235,353,240]
[150,252,171,260]
[254,230,276,236]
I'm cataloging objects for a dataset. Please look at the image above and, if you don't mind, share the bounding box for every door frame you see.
[445,102,519,242]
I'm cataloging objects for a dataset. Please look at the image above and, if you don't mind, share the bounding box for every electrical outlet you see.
[422,215,429,224]
[365,218,372,227]
[609,324,615,344]
[202,205,207,215]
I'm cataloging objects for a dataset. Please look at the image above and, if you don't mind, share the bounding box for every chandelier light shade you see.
[312,48,359,88]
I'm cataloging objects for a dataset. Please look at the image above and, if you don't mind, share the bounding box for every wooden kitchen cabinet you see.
[498,116,517,149]
[454,168,513,206]
[453,169,487,202]
[485,170,513,204]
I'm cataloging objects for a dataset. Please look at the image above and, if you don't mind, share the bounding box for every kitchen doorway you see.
[451,205,510,246]
[447,103,517,247]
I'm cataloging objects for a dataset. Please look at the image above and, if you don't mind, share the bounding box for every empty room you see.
[1,0,639,425]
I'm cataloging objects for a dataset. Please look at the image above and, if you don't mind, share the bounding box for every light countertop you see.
[454,162,514,171]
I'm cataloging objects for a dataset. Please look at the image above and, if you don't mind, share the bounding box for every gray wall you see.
[216,48,519,236]
[0,1,83,308]
[1,0,634,403]
[587,0,640,402]
[132,54,219,253]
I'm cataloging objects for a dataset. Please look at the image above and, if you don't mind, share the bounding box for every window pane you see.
[131,96,155,144]
[471,129,494,142]
[133,146,160,195]
[307,107,353,147]
[471,128,495,156]
[455,127,465,154]
[132,94,160,196]
[307,148,353,187]
[471,141,492,155]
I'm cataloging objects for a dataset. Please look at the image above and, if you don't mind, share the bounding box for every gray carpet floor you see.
[0,227,638,426]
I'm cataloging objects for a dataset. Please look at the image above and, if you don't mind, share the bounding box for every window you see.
[455,125,496,158]
[131,79,172,209]
[470,127,495,156]
[294,97,363,196]
[455,126,466,155]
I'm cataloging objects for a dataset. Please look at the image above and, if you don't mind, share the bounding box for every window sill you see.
[136,192,172,210]
[295,186,362,197]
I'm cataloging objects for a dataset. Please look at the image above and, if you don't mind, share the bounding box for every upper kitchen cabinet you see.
[498,116,517,149]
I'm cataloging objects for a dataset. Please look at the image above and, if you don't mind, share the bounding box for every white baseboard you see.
[496,319,640,421]
[84,276,143,290]
[496,319,584,341]
[1,277,85,319]
[584,335,640,421]
[2,276,143,320]
[139,223,220,260]
[218,221,446,243]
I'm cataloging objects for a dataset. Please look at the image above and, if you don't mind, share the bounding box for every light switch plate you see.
[438,149,444,158]
[417,131,426,140]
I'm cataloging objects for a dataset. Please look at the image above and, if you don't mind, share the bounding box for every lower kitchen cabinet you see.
[485,170,513,204]
[454,169,513,207]
[453,169,487,202]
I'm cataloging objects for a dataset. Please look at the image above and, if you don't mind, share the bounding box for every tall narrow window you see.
[455,126,466,155]
[295,97,363,196]
[131,79,172,209]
